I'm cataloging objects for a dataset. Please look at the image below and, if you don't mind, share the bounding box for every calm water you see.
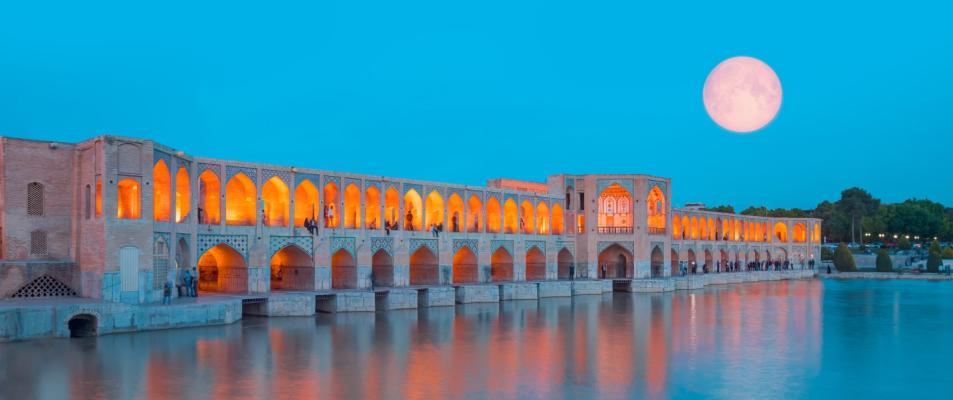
[2,279,952,399]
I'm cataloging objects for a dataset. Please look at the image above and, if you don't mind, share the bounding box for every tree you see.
[926,252,942,273]
[703,205,735,213]
[740,206,769,216]
[833,244,857,272]
[898,237,912,251]
[928,240,941,255]
[835,188,880,244]
[943,247,953,260]
[875,249,892,272]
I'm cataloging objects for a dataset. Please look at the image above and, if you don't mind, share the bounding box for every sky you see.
[1,0,950,209]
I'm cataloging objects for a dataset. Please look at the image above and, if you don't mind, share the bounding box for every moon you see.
[703,56,782,133]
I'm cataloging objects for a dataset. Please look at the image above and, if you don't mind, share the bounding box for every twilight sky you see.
[1,0,950,209]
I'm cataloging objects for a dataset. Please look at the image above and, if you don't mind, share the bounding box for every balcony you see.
[597,227,633,234]
[647,227,666,235]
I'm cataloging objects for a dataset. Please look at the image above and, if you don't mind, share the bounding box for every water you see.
[2,279,952,399]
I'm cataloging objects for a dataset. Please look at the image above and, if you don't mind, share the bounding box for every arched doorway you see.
[704,250,713,271]
[525,246,546,281]
[225,173,256,226]
[197,243,247,293]
[372,250,394,287]
[720,249,729,271]
[597,244,632,278]
[68,314,97,338]
[491,247,514,282]
[557,248,573,279]
[452,247,478,284]
[650,246,664,277]
[410,246,439,286]
[270,245,312,291]
[175,238,189,284]
[670,249,679,276]
[331,249,357,289]
[687,249,697,274]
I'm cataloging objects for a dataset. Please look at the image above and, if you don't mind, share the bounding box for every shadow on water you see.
[2,279,952,399]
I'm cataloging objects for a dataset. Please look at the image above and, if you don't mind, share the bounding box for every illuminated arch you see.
[425,191,445,231]
[372,249,394,287]
[503,198,518,234]
[270,245,312,290]
[774,222,789,242]
[197,243,246,293]
[365,186,381,229]
[598,184,633,232]
[597,244,632,278]
[153,160,171,221]
[261,176,290,227]
[682,215,690,239]
[670,249,679,276]
[466,195,483,233]
[486,197,501,233]
[792,223,807,243]
[646,186,666,232]
[343,183,361,229]
[650,246,664,277]
[403,189,423,231]
[557,248,573,279]
[175,167,190,223]
[117,178,141,219]
[813,223,821,242]
[384,187,400,227]
[491,247,514,282]
[324,182,340,228]
[198,170,221,224]
[225,173,256,226]
[536,201,550,235]
[552,203,565,235]
[708,218,716,240]
[672,214,682,240]
[704,249,713,268]
[687,249,697,271]
[690,217,699,240]
[293,179,318,227]
[520,200,536,234]
[411,245,439,285]
[331,249,357,289]
[700,217,708,240]
[452,246,478,284]
[715,218,723,240]
[448,193,465,233]
[525,246,546,280]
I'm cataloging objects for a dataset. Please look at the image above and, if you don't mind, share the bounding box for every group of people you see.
[302,217,319,235]
[161,267,200,304]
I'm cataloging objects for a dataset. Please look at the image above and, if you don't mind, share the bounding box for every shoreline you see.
[820,271,953,281]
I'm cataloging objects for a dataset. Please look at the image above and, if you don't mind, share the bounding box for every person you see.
[451,213,459,233]
[183,269,194,297]
[328,204,336,227]
[162,280,172,305]
[827,264,832,274]
[384,220,391,235]
[569,263,575,280]
[406,209,414,231]
[191,267,199,296]
[601,263,607,279]
[197,207,204,224]
[323,205,329,227]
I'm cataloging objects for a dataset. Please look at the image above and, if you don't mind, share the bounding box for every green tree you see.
[835,188,880,244]
[875,249,893,272]
[928,240,941,255]
[740,206,769,216]
[898,237,912,251]
[926,252,942,273]
[833,244,857,272]
[942,247,953,259]
[703,205,735,213]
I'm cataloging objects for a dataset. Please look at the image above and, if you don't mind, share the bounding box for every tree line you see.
[703,187,953,243]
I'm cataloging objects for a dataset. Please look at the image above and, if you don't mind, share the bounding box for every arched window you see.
[262,176,290,227]
[365,186,381,229]
[486,197,501,233]
[117,178,141,219]
[198,170,221,224]
[503,198,518,234]
[690,217,699,239]
[175,167,191,223]
[773,222,788,242]
[536,201,550,235]
[403,189,422,231]
[95,178,102,217]
[552,203,565,235]
[813,223,821,242]
[225,173,255,226]
[384,187,400,227]
[699,217,708,240]
[793,223,807,242]
[293,179,318,227]
[323,182,340,228]
[425,191,444,231]
[30,230,47,255]
[153,160,171,222]
[646,186,666,233]
[343,183,361,229]
[27,182,44,216]
[672,214,682,240]
[466,195,483,233]
[520,200,535,234]
[597,184,633,234]
[447,193,464,233]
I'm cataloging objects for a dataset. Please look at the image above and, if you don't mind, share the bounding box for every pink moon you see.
[703,56,782,133]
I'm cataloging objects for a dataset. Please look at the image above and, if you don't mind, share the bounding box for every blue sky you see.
[1,1,950,209]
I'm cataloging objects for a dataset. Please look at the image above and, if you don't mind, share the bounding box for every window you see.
[117,178,142,219]
[153,237,169,289]
[27,182,44,216]
[95,178,103,217]
[579,193,584,211]
[85,185,92,219]
[577,215,585,234]
[30,230,47,255]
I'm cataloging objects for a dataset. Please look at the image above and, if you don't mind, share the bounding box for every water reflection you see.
[0,280,867,399]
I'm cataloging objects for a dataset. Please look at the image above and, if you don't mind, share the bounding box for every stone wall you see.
[0,261,79,298]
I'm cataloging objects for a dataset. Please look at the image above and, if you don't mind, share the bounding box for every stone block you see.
[571,280,604,296]
[418,287,455,308]
[537,281,572,298]
[455,285,499,304]
[499,283,538,301]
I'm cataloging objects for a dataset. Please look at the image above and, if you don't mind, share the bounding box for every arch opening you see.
[466,195,483,233]
[411,246,439,285]
[384,187,400,229]
[650,246,664,277]
[294,179,319,227]
[597,244,633,278]
[225,173,256,226]
[331,249,357,289]
[324,182,340,228]
[372,249,394,287]
[198,170,221,224]
[525,247,547,281]
[598,184,633,234]
[536,202,550,235]
[452,246,478,284]
[425,191,445,232]
[646,186,666,233]
[520,200,536,234]
[670,249,679,276]
[68,314,98,338]
[557,248,573,279]
[153,160,171,221]
[116,178,141,219]
[491,247,514,282]
[486,197,501,233]
[447,193,464,233]
[197,243,247,293]
[262,176,290,227]
[343,183,361,229]
[270,245,313,290]
[503,199,518,234]
[552,203,565,235]
[365,186,381,229]
[403,189,423,231]
[175,167,191,223]
[774,222,789,242]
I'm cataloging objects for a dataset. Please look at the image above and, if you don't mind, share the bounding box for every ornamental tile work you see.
[197,234,248,257]
[556,240,574,254]
[526,240,546,253]
[295,173,320,187]
[176,157,191,172]
[491,240,514,255]
[452,239,478,254]
[648,179,667,193]
[324,175,340,187]
[597,240,634,254]
[262,169,292,186]
[330,236,356,256]
[226,165,257,182]
[403,182,422,195]
[197,162,221,177]
[153,150,171,167]
[270,235,314,257]
[370,237,393,255]
[597,178,634,194]
[410,239,438,254]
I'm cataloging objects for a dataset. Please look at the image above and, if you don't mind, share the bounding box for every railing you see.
[647,227,666,235]
[598,227,633,234]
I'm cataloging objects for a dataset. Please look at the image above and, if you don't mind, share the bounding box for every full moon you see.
[703,56,782,133]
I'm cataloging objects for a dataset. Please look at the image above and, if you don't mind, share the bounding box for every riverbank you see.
[0,270,816,342]
[820,271,953,281]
